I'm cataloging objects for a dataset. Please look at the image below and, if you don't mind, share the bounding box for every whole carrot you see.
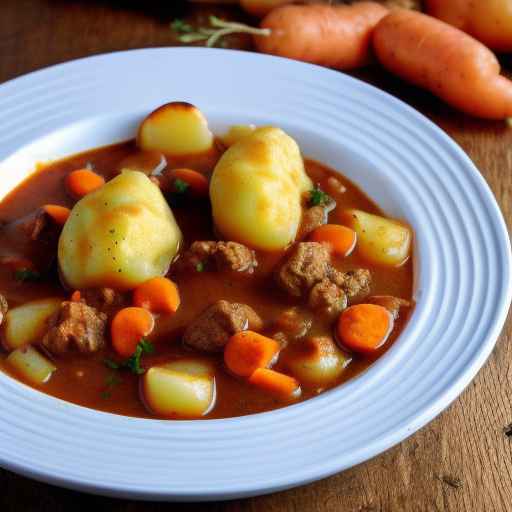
[373,9,512,119]
[255,2,389,70]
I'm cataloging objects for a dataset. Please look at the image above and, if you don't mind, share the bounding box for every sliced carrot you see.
[248,368,301,399]
[310,224,357,257]
[133,277,180,314]
[224,331,280,377]
[111,307,155,357]
[171,168,209,197]
[337,303,393,353]
[70,290,81,302]
[42,204,71,226]
[65,169,105,199]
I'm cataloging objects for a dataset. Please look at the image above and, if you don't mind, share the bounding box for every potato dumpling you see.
[3,298,62,350]
[142,359,216,418]
[342,209,411,266]
[59,170,182,290]
[6,346,56,385]
[137,102,214,156]
[221,124,256,147]
[210,127,312,250]
[287,336,350,387]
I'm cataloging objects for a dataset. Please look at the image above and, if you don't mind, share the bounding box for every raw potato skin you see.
[210,127,312,250]
[59,170,182,290]
[425,0,512,52]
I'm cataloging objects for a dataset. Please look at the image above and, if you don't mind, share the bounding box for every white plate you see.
[0,48,510,501]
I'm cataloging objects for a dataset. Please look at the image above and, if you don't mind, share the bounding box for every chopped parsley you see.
[103,339,155,376]
[14,268,41,282]
[170,18,194,34]
[309,186,330,207]
[100,373,122,400]
[196,261,205,272]
[174,179,189,194]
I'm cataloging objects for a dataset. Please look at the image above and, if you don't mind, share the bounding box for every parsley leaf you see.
[196,261,205,272]
[309,186,330,207]
[14,268,41,282]
[174,179,189,194]
[171,19,193,34]
[104,339,155,376]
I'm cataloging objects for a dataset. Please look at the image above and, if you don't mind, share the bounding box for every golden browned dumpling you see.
[210,127,312,250]
[58,170,182,290]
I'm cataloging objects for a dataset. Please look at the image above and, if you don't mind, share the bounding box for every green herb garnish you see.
[174,179,189,194]
[14,268,41,282]
[309,186,330,207]
[171,19,194,34]
[104,339,155,376]
[196,261,205,272]
[100,373,122,400]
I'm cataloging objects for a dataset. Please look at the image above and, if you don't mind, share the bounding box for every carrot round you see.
[133,277,180,314]
[65,169,105,199]
[373,10,512,119]
[224,331,279,377]
[248,368,301,399]
[42,204,70,226]
[171,168,209,197]
[255,2,389,70]
[337,303,393,353]
[111,307,155,357]
[310,224,357,257]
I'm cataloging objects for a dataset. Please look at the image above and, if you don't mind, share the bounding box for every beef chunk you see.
[276,242,331,298]
[183,300,262,353]
[274,307,312,340]
[296,206,326,240]
[42,301,107,355]
[367,295,411,319]
[175,241,257,274]
[308,279,347,318]
[22,208,60,244]
[0,294,8,326]
[80,287,124,311]
[338,269,371,299]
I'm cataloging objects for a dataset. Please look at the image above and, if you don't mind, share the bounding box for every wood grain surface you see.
[0,1,511,511]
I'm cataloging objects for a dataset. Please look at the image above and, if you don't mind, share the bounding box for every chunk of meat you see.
[22,208,60,244]
[276,242,331,297]
[174,241,257,274]
[329,268,372,299]
[367,295,411,319]
[0,294,8,326]
[41,301,107,355]
[308,278,347,318]
[296,206,326,240]
[183,300,262,353]
[80,287,124,311]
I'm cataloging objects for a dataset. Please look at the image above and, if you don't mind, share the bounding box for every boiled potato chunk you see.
[59,170,182,290]
[287,337,349,387]
[137,102,214,156]
[7,346,56,384]
[342,209,411,266]
[142,359,216,418]
[210,127,312,250]
[3,298,62,350]
[221,124,256,147]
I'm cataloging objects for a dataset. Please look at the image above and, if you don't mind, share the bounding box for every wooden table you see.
[1,1,511,510]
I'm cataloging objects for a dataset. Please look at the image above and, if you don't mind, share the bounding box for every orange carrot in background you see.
[65,169,105,199]
[42,204,70,226]
[224,331,279,377]
[111,307,155,357]
[133,277,181,314]
[255,3,389,70]
[310,224,357,257]
[70,290,81,302]
[373,9,512,119]
[337,303,393,353]
[248,367,301,399]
